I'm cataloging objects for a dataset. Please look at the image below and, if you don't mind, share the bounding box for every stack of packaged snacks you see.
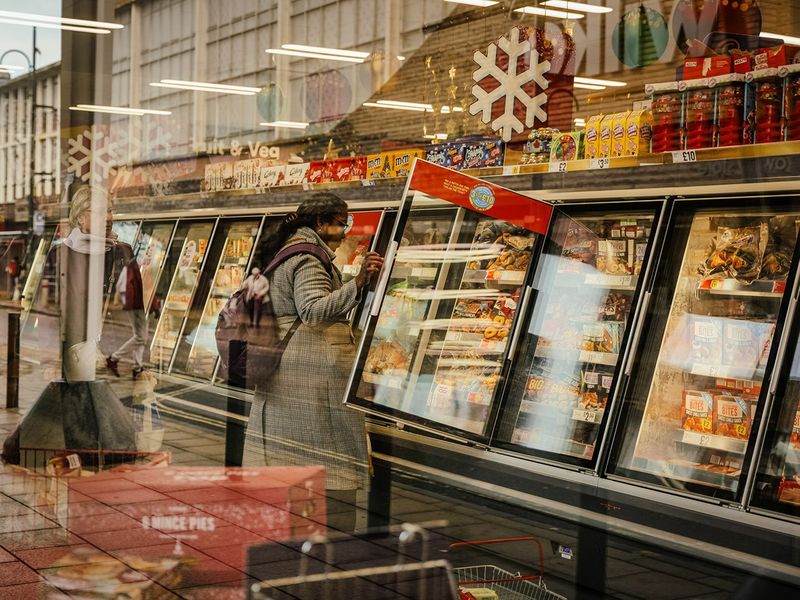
[713,75,749,147]
[625,110,654,155]
[750,69,784,143]
[461,138,505,170]
[367,152,394,179]
[611,111,630,156]
[584,116,603,159]
[599,114,614,157]
[684,81,716,150]
[392,148,425,176]
[647,82,684,153]
[520,128,559,164]
[783,64,800,141]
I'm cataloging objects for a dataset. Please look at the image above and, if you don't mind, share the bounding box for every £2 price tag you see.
[549,161,568,173]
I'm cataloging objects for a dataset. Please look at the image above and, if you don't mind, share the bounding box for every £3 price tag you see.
[589,157,610,170]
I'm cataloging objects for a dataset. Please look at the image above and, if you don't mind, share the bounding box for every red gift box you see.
[683,56,732,80]
[348,156,367,180]
[732,54,752,75]
[756,44,800,69]
[307,161,326,184]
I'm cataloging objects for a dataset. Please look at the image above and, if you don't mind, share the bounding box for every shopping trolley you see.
[449,537,567,600]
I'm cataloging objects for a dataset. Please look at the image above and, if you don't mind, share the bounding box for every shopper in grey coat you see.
[242,194,383,530]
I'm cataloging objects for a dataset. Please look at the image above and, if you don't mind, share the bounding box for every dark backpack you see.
[215,242,332,389]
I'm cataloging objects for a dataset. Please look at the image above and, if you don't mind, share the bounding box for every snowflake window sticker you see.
[469,26,551,142]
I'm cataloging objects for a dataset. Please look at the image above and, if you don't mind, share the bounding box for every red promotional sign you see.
[408,159,553,234]
[347,211,382,237]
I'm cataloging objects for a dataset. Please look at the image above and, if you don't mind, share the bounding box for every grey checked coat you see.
[242,227,369,490]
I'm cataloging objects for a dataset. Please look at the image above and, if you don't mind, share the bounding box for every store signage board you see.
[347,211,382,237]
[409,159,553,234]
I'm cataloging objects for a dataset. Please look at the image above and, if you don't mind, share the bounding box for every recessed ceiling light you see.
[541,1,613,14]
[575,76,626,87]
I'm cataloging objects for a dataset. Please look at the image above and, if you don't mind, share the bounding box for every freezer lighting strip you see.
[70,104,171,116]
[541,1,613,14]
[150,80,260,95]
[514,6,585,19]
[265,48,365,63]
[396,289,505,301]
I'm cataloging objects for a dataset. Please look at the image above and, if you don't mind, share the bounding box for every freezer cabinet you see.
[344,159,553,442]
[608,200,800,502]
[492,204,662,468]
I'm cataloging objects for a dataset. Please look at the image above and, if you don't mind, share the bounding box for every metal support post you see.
[6,311,20,409]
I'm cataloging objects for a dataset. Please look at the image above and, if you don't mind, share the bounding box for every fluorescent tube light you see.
[363,102,426,112]
[541,1,613,14]
[574,118,586,127]
[70,104,171,116]
[423,133,449,140]
[514,6,585,19]
[0,16,112,33]
[377,99,432,110]
[281,44,369,59]
[0,10,122,29]
[0,65,25,72]
[260,121,308,129]
[445,0,498,6]
[575,76,626,87]
[760,31,800,46]
[574,82,605,90]
[265,48,364,63]
[150,79,260,95]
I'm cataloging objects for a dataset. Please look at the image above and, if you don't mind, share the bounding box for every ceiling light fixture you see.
[444,0,498,7]
[70,104,171,116]
[514,6,585,19]
[761,31,800,46]
[281,44,369,59]
[150,79,260,95]
[574,76,626,87]
[377,99,432,110]
[574,82,605,90]
[541,1,613,14]
[265,48,364,63]
[0,10,121,33]
[0,64,25,72]
[260,120,309,129]
[397,55,406,61]
[423,133,449,140]
[363,102,427,112]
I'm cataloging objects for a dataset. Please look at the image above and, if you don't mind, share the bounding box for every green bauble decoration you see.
[612,5,669,68]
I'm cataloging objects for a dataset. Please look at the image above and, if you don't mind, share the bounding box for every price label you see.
[549,161,568,173]
[502,165,518,176]
[583,410,596,423]
[698,434,711,447]
[361,179,375,187]
[589,157,610,170]
[671,150,698,163]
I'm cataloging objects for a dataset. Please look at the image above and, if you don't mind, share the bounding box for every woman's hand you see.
[354,252,384,289]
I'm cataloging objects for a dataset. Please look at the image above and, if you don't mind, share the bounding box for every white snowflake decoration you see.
[67,125,120,185]
[470,27,551,142]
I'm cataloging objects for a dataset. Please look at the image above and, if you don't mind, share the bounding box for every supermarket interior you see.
[1,0,800,598]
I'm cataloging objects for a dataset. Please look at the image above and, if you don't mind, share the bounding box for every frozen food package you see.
[690,316,724,365]
[701,223,768,282]
[561,224,597,266]
[722,319,774,369]
[596,239,634,274]
[762,215,798,279]
[713,394,752,439]
[364,340,411,375]
[581,322,622,353]
[682,390,714,433]
[634,242,647,276]
[791,407,800,450]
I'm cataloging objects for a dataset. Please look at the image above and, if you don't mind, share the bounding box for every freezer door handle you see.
[506,285,534,361]
[768,295,797,396]
[624,290,652,377]
[370,240,398,317]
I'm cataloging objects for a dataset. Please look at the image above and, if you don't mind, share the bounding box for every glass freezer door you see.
[345,159,553,441]
[134,221,177,314]
[493,207,659,466]
[609,205,800,500]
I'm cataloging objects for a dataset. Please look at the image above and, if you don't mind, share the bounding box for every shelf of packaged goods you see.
[221,257,248,266]
[441,332,508,354]
[391,266,438,282]
[555,270,638,292]
[362,371,407,390]
[696,278,786,299]
[462,269,526,287]
[510,427,596,459]
[665,459,741,489]
[688,362,766,381]
[518,400,604,424]
[534,346,620,367]
[677,430,748,454]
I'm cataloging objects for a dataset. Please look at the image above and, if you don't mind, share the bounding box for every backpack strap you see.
[265,242,333,275]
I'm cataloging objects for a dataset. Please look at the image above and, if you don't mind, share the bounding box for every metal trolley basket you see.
[450,537,567,600]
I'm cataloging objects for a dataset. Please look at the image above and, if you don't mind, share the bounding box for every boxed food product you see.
[784,66,800,141]
[550,131,584,162]
[284,162,310,186]
[349,156,367,180]
[425,143,464,170]
[701,223,768,283]
[584,115,604,159]
[260,164,285,187]
[581,370,611,410]
[634,241,647,276]
[307,161,326,184]
[611,112,630,157]
[683,56,731,80]
[625,110,653,156]
[596,239,634,274]
[690,316,724,365]
[731,51,753,74]
[749,69,784,143]
[682,390,714,433]
[599,115,614,157]
[330,158,354,182]
[685,85,715,150]
[647,82,684,153]
[723,320,774,369]
[754,44,800,69]
[366,153,392,179]
[462,139,505,170]
[521,128,559,164]
[581,322,622,354]
[392,148,425,177]
[714,394,752,439]
[791,407,800,449]
[599,292,630,322]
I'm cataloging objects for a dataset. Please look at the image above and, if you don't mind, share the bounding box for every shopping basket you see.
[449,537,567,600]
